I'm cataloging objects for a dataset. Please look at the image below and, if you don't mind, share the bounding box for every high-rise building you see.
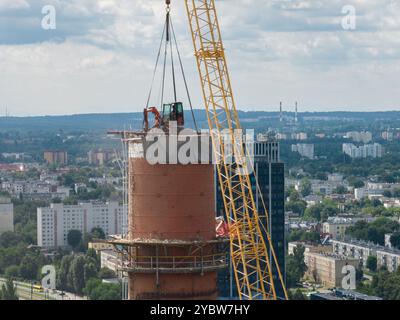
[291,143,314,159]
[44,151,68,165]
[37,202,124,248]
[88,149,116,166]
[342,143,383,159]
[0,197,13,234]
[217,140,286,299]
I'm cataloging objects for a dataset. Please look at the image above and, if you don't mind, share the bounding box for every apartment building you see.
[44,151,68,165]
[0,197,13,234]
[323,218,354,240]
[37,202,124,248]
[332,239,379,268]
[291,144,314,159]
[342,143,383,159]
[304,251,359,288]
[376,249,400,272]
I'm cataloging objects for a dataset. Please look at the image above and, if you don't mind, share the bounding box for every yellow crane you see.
[179,0,288,300]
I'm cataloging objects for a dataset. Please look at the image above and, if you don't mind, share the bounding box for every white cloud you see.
[0,0,399,115]
[0,0,29,11]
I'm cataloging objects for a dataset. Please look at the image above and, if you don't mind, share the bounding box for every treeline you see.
[346,218,400,246]
[359,269,400,300]
[57,249,120,300]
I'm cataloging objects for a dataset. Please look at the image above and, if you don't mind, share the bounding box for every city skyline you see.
[0,0,399,116]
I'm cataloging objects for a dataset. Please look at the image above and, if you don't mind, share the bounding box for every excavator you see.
[143,103,184,132]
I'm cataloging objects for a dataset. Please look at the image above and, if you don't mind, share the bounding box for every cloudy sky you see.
[0,0,399,116]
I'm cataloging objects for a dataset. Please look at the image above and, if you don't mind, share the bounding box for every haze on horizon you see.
[0,0,399,117]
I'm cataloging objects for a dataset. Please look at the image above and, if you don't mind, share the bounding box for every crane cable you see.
[145,3,198,132]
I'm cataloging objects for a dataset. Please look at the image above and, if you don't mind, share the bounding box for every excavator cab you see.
[143,102,185,132]
[161,102,184,128]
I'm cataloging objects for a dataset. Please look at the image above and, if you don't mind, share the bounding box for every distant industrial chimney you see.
[279,102,283,122]
[295,102,298,124]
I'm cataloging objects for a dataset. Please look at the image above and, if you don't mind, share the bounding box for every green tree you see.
[0,232,24,248]
[4,265,20,279]
[98,268,116,279]
[304,204,323,221]
[366,256,377,272]
[67,230,83,251]
[70,256,86,295]
[334,185,347,194]
[19,254,40,280]
[91,227,106,240]
[57,255,74,291]
[300,179,312,197]
[286,246,307,288]
[390,232,400,250]
[84,257,99,282]
[289,189,301,202]
[84,278,121,300]
[286,200,307,216]
[288,289,306,300]
[0,278,19,300]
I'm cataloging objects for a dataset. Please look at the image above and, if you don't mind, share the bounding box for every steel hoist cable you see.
[144,3,199,132]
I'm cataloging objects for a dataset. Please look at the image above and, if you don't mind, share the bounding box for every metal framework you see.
[184,0,288,300]
[112,238,228,275]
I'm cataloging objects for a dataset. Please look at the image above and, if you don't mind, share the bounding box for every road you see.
[0,278,87,300]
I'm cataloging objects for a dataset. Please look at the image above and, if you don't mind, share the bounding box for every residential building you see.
[0,164,24,172]
[327,173,344,183]
[331,238,400,272]
[303,195,323,207]
[376,249,400,272]
[385,234,393,248]
[294,132,308,141]
[288,242,331,255]
[342,143,383,159]
[304,251,359,288]
[217,140,286,299]
[323,218,354,239]
[88,241,115,253]
[381,131,394,141]
[100,250,123,277]
[332,239,378,268]
[354,188,385,200]
[0,197,13,234]
[44,151,68,165]
[37,202,124,248]
[88,149,116,166]
[291,144,314,159]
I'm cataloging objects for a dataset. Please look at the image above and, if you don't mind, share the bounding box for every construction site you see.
[106,0,288,301]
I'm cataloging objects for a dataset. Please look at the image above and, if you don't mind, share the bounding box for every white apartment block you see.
[376,250,400,272]
[0,197,14,234]
[332,239,400,272]
[291,144,314,159]
[37,202,124,248]
[342,143,383,159]
[332,239,377,268]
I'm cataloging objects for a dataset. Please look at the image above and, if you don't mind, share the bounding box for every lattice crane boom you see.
[182,0,288,300]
